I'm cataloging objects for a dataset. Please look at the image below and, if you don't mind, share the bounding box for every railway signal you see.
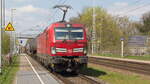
[20,40,23,44]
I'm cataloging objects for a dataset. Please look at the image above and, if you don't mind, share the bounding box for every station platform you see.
[14,54,60,84]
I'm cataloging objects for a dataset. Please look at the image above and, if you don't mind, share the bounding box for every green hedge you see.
[2,32,10,54]
[0,55,19,84]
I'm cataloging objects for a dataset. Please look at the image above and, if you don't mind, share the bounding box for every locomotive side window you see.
[55,28,84,40]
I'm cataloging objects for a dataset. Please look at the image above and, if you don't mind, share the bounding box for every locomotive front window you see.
[55,28,69,40]
[70,28,83,40]
[55,28,84,40]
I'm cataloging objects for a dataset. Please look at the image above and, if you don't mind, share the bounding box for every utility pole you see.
[0,0,2,74]
[92,0,96,54]
[11,9,16,24]
[0,0,5,74]
[10,8,16,56]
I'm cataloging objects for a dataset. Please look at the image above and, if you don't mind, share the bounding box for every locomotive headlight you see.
[51,47,56,54]
[66,24,71,27]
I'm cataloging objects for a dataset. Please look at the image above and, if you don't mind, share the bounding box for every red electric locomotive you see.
[38,5,87,72]
[26,5,88,72]
[37,22,88,72]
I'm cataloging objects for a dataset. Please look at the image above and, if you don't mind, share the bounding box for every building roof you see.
[128,35,148,47]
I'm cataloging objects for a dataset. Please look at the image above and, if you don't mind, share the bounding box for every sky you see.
[5,0,150,35]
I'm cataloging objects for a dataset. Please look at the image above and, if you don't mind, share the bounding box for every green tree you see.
[70,7,123,54]
[114,16,139,36]
[138,12,150,35]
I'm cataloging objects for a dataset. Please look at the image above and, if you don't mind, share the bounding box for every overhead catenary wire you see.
[31,0,70,34]
[27,0,67,32]
[117,0,150,17]
[30,0,69,29]
[61,0,68,5]
[49,0,69,22]
[116,0,142,12]
[19,0,69,38]
[119,2,150,17]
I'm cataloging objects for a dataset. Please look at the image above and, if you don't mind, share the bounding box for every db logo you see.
[68,49,72,53]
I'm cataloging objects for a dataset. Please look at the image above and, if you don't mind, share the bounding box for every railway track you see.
[28,55,103,84]
[78,74,101,84]
[54,73,101,84]
[89,57,150,76]
[52,72,102,84]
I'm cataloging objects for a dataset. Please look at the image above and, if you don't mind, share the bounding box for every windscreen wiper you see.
[62,39,67,43]
[73,38,78,43]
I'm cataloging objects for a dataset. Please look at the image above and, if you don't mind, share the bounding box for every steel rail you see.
[89,57,150,75]
[79,74,102,84]
[52,72,74,84]
[52,72,103,84]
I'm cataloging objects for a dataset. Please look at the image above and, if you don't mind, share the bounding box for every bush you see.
[2,32,10,54]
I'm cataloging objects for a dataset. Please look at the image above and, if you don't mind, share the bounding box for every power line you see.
[62,0,68,5]
[116,0,142,14]
[133,0,142,4]
[56,0,68,5]
[120,2,150,16]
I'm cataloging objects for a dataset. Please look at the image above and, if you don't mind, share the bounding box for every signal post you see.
[120,37,124,58]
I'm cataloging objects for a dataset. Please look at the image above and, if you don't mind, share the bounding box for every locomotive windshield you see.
[55,28,84,40]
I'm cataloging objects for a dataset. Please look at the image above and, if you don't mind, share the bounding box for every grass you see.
[92,53,150,61]
[81,64,150,84]
[125,55,150,61]
[0,55,20,84]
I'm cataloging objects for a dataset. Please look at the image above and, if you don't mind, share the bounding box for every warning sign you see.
[5,22,15,31]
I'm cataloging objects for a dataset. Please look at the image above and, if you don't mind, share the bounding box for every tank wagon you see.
[25,38,37,56]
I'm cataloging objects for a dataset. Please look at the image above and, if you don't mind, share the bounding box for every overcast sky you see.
[5,0,150,34]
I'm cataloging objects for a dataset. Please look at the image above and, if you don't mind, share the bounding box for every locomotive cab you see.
[50,23,88,72]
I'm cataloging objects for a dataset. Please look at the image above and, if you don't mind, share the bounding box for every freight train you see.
[25,5,88,73]
[25,22,88,72]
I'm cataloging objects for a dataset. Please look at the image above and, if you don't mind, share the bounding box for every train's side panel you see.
[36,25,54,65]
[47,26,52,56]
[45,24,55,56]
[37,33,43,59]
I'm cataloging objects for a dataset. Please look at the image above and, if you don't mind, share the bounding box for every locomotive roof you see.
[36,22,85,38]
[52,22,84,26]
